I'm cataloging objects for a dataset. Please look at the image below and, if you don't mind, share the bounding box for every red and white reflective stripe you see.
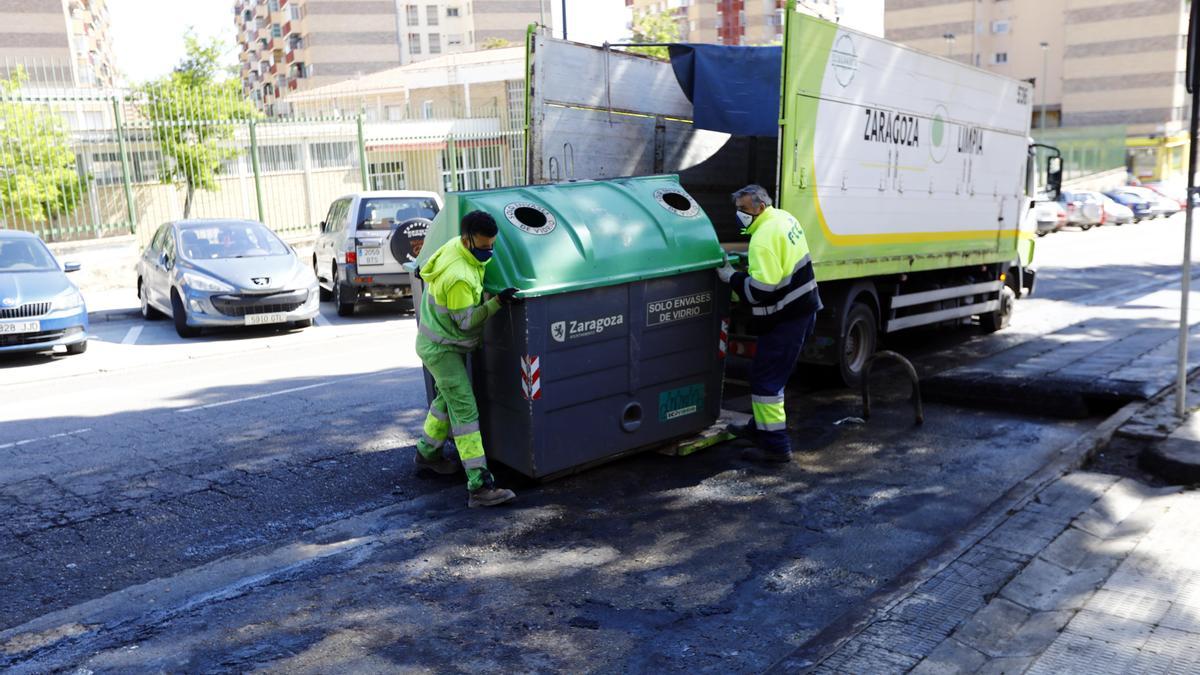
[521,355,542,401]
[718,318,729,358]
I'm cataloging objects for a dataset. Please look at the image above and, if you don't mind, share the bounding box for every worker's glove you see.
[497,287,524,305]
[716,263,736,284]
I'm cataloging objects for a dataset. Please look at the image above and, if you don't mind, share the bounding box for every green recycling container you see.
[413,175,731,479]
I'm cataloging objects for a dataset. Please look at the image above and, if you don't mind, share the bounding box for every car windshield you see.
[0,238,59,273]
[178,223,290,260]
[358,198,439,231]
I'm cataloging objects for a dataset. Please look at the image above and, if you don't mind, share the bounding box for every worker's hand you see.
[497,287,524,305]
[716,262,735,283]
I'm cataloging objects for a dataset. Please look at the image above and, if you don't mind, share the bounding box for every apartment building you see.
[0,0,118,88]
[624,0,881,45]
[886,0,1190,181]
[234,0,549,114]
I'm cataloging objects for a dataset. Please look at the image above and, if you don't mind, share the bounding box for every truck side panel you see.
[780,12,1034,281]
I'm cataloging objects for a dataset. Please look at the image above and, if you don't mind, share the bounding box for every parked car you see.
[1087,191,1134,225]
[1033,199,1067,236]
[0,230,88,356]
[1143,182,1198,209]
[1057,190,1105,230]
[1114,186,1180,219]
[314,191,442,317]
[137,219,320,338]
[1103,190,1154,222]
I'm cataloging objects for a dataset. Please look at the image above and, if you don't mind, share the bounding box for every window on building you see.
[385,105,403,121]
[310,141,358,169]
[427,4,439,25]
[447,6,460,17]
[991,20,1010,34]
[448,33,464,47]
[429,33,441,54]
[288,4,303,20]
[441,144,503,192]
[409,32,422,54]
[422,100,434,118]
[370,161,407,190]
[993,52,1008,64]
[260,144,301,173]
[268,0,279,11]
[406,4,419,26]
[271,23,282,38]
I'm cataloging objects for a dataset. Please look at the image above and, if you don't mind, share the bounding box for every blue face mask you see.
[471,248,493,263]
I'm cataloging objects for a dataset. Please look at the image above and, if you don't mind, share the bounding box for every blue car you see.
[0,230,88,356]
[1103,190,1154,222]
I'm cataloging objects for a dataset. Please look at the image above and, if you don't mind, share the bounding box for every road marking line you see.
[175,372,378,414]
[0,428,92,450]
[121,325,143,345]
[314,314,330,327]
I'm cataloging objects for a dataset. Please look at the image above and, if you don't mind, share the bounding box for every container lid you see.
[415,175,724,297]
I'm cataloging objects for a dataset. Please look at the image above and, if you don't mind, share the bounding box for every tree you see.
[139,33,258,219]
[629,11,680,61]
[0,68,89,225]
[481,37,512,50]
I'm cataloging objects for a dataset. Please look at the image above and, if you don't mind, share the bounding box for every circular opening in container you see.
[661,191,693,212]
[514,207,547,230]
[654,188,700,217]
[620,402,643,433]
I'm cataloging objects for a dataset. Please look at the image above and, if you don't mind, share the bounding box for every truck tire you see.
[838,300,877,387]
[980,285,1015,333]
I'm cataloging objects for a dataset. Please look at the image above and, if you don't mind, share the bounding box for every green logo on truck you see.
[659,384,705,422]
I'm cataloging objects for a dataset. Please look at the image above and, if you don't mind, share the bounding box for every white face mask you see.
[736,210,754,227]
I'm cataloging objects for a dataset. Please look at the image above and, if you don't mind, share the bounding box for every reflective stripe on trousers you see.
[417,347,490,490]
[750,313,816,454]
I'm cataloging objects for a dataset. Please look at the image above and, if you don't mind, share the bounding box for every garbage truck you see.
[523,3,1062,384]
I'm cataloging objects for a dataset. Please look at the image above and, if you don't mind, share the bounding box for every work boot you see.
[468,485,517,508]
[726,420,756,441]
[740,446,793,464]
[414,450,461,476]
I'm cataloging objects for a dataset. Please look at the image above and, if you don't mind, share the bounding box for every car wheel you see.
[1036,230,1048,237]
[66,340,88,355]
[980,286,1015,333]
[139,280,163,320]
[171,290,201,338]
[838,300,878,387]
[333,268,355,317]
[1079,223,1093,231]
[316,257,332,300]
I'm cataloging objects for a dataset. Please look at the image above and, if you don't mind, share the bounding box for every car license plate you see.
[0,321,39,335]
[244,312,288,326]
[357,246,384,266]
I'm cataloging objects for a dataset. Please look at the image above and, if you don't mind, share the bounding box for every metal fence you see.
[0,71,525,246]
[1033,125,1128,183]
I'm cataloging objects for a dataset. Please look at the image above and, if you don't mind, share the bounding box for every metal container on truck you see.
[523,2,1063,385]
[412,175,731,479]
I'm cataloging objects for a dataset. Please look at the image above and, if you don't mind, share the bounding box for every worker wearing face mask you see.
[413,210,521,507]
[716,185,822,463]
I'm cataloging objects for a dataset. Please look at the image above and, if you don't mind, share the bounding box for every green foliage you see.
[139,32,258,217]
[0,68,90,224]
[629,11,680,61]
[482,37,513,50]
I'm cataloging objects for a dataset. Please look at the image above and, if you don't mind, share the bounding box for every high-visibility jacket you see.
[417,238,501,353]
[730,206,822,330]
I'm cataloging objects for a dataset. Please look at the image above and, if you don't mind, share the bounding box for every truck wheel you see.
[838,301,877,387]
[981,286,1015,333]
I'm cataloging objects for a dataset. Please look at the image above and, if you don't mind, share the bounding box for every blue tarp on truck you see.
[668,44,782,137]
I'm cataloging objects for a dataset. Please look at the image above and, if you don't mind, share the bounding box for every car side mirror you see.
[63,262,81,273]
[1046,156,1063,201]
[158,252,169,268]
[319,220,326,232]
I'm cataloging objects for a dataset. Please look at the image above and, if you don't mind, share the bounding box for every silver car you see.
[136,219,320,338]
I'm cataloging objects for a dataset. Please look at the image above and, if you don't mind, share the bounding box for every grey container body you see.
[414,269,730,479]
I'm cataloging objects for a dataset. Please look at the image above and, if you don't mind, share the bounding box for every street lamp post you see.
[943,32,956,58]
[1040,42,1049,131]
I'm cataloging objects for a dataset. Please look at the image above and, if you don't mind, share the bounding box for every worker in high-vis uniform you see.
[414,210,521,507]
[717,185,822,463]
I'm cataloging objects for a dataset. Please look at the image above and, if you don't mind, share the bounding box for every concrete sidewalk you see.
[778,469,1199,674]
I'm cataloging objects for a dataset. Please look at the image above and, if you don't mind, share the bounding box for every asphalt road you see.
[0,216,1193,672]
